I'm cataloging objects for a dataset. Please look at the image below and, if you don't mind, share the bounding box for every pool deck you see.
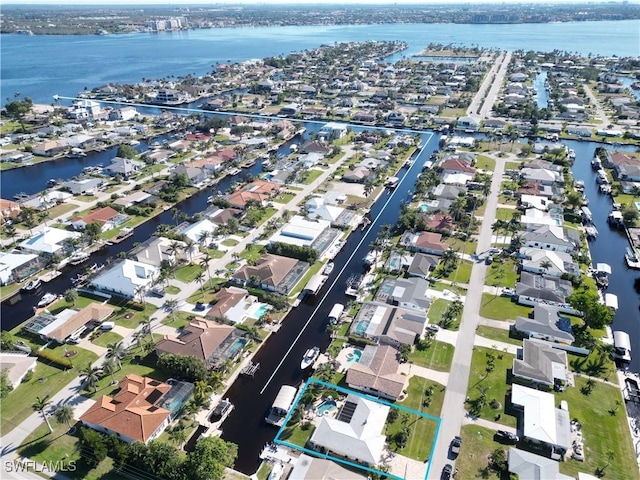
[334,346,363,372]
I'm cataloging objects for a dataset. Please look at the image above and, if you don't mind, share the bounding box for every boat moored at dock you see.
[300,346,320,370]
[265,385,298,426]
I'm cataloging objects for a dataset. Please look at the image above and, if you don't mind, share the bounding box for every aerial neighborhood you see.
[1,28,640,480]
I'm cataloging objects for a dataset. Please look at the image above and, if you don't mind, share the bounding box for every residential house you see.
[32,140,68,157]
[308,394,389,465]
[227,181,280,209]
[519,247,579,278]
[522,225,577,253]
[155,317,247,369]
[455,116,480,131]
[520,168,562,186]
[375,277,431,313]
[0,352,37,389]
[351,302,426,347]
[300,140,332,156]
[80,375,193,444]
[207,207,244,226]
[24,303,114,344]
[516,271,572,305]
[0,199,21,222]
[0,251,40,285]
[514,304,575,345]
[178,219,217,246]
[19,227,81,256]
[513,339,568,388]
[269,215,332,250]
[400,231,449,256]
[519,194,554,212]
[289,454,367,480]
[172,165,207,186]
[342,166,371,183]
[232,253,309,295]
[319,122,348,140]
[64,134,97,150]
[604,151,640,182]
[129,237,186,267]
[109,106,138,121]
[90,259,159,299]
[511,384,571,457]
[508,448,574,480]
[113,191,155,208]
[68,99,102,119]
[205,286,253,324]
[62,178,104,195]
[424,213,454,234]
[407,253,440,279]
[71,206,127,232]
[345,345,405,401]
[105,157,145,178]
[430,184,467,200]
[520,207,564,230]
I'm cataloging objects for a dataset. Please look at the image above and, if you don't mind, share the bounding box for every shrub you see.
[37,350,72,369]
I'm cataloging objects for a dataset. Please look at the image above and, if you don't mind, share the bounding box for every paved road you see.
[467,51,512,121]
[429,151,507,477]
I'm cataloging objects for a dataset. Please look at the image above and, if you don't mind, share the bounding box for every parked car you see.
[501,288,515,297]
[495,430,519,444]
[426,324,440,333]
[441,463,453,480]
[99,321,115,331]
[485,255,494,265]
[451,435,462,455]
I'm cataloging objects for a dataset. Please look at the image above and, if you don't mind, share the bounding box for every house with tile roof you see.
[232,253,309,295]
[24,303,114,343]
[71,206,127,232]
[400,231,449,256]
[205,286,252,324]
[80,375,192,444]
[513,339,568,388]
[346,345,405,401]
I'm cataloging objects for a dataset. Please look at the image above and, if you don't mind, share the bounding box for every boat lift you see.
[240,361,260,377]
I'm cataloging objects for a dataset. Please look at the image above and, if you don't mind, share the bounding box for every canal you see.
[568,139,640,373]
[219,132,439,474]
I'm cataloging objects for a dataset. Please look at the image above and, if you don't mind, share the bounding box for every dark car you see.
[485,255,494,265]
[442,463,453,479]
[495,430,519,444]
[451,435,462,455]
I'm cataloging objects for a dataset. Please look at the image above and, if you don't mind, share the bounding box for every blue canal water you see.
[1,20,639,105]
[532,70,549,109]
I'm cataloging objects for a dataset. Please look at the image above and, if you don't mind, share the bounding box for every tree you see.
[80,362,100,393]
[491,448,507,471]
[32,395,53,433]
[106,341,127,370]
[200,253,213,287]
[622,204,639,226]
[1,331,17,350]
[116,144,138,159]
[142,315,154,343]
[1,370,13,398]
[54,404,74,429]
[64,289,78,306]
[169,426,188,447]
[195,270,206,297]
[102,357,117,385]
[183,436,238,480]
[164,299,179,322]
[79,427,108,467]
[194,380,213,405]
[4,98,33,132]
[83,222,102,245]
[568,290,613,329]
[539,260,553,274]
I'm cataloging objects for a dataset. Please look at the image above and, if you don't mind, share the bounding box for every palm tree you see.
[200,253,213,287]
[106,341,126,370]
[195,271,206,297]
[207,371,224,392]
[169,426,188,447]
[64,289,78,306]
[142,315,154,343]
[539,260,553,274]
[193,380,213,404]
[32,395,53,433]
[184,238,196,263]
[102,358,117,385]
[167,240,183,262]
[131,329,146,352]
[164,299,179,322]
[80,363,100,393]
[197,230,210,248]
[54,404,74,430]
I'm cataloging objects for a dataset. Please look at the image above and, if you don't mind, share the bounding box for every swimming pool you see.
[345,348,362,366]
[419,203,430,212]
[227,337,248,358]
[250,303,270,319]
[316,399,337,416]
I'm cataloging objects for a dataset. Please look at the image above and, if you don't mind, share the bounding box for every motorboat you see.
[323,262,334,275]
[37,292,58,308]
[301,346,320,369]
[613,331,631,363]
[328,303,344,325]
[265,385,297,426]
[585,226,598,239]
[21,278,42,293]
[69,251,90,265]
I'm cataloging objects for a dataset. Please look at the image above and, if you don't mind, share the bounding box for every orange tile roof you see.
[155,318,235,363]
[80,375,171,443]
[74,206,120,224]
[205,287,247,320]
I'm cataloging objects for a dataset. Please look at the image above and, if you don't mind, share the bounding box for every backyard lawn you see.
[408,340,454,372]
[480,294,532,321]
[456,425,504,479]
[485,257,518,288]
[466,347,517,428]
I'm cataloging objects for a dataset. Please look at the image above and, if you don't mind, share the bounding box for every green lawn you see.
[1,347,98,434]
[480,294,532,321]
[18,421,120,480]
[82,357,166,400]
[408,340,455,372]
[239,244,266,264]
[466,347,517,428]
[47,294,98,316]
[300,169,324,185]
[445,237,478,256]
[505,161,522,170]
[456,425,504,479]
[485,257,518,288]
[165,285,181,295]
[272,192,295,204]
[288,261,323,298]
[280,422,316,449]
[434,259,473,285]
[385,376,443,461]
[174,263,204,283]
[427,299,457,328]
[428,282,467,297]
[110,301,158,329]
[495,207,519,222]
[475,325,521,346]
[91,331,123,348]
[221,238,239,247]
[162,310,196,330]
[475,154,496,171]
[558,377,638,480]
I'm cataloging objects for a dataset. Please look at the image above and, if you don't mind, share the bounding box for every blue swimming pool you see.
[227,337,248,358]
[316,399,337,416]
[345,349,362,366]
[419,203,430,212]
[251,304,270,319]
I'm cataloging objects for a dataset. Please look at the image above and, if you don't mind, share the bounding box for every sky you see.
[4,0,638,5]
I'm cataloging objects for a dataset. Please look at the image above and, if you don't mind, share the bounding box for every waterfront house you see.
[300,140,332,156]
[130,237,187,267]
[231,253,309,295]
[24,303,114,344]
[515,272,572,305]
[400,231,449,256]
[345,345,405,401]
[511,384,571,458]
[109,106,138,121]
[430,184,467,200]
[289,454,367,480]
[374,277,431,313]
[308,394,389,465]
[512,339,568,388]
[80,375,193,444]
[0,251,40,285]
[0,199,21,222]
[90,259,159,300]
[342,166,371,183]
[171,165,207,186]
[520,168,563,186]
[519,247,579,278]
[71,206,128,232]
[19,227,81,256]
[522,226,577,253]
[319,122,348,140]
[205,286,255,324]
[113,191,156,208]
[68,99,102,119]
[207,207,244,227]
[32,140,68,157]
[0,352,37,389]
[407,253,440,280]
[269,215,332,250]
[514,304,575,345]
[62,178,104,195]
[350,302,426,347]
[155,318,248,369]
[105,157,145,178]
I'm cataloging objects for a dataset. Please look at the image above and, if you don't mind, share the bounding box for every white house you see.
[308,394,389,465]
[69,99,102,119]
[62,178,104,195]
[269,215,330,249]
[519,247,579,277]
[90,259,159,299]
[0,352,37,389]
[522,226,576,253]
[109,106,138,121]
[19,228,81,256]
[319,122,348,140]
[178,219,217,245]
[0,252,39,285]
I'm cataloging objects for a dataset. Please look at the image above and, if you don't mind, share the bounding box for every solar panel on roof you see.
[337,400,357,423]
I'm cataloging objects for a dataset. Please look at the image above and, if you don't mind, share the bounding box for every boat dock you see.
[240,361,260,377]
[38,270,62,283]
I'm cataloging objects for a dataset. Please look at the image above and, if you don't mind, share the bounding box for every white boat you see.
[328,303,344,324]
[37,292,58,308]
[323,262,334,275]
[613,331,632,362]
[363,250,379,266]
[69,251,90,265]
[585,226,598,239]
[21,278,42,293]
[301,346,320,370]
[268,462,284,480]
[228,167,241,176]
[265,385,297,426]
